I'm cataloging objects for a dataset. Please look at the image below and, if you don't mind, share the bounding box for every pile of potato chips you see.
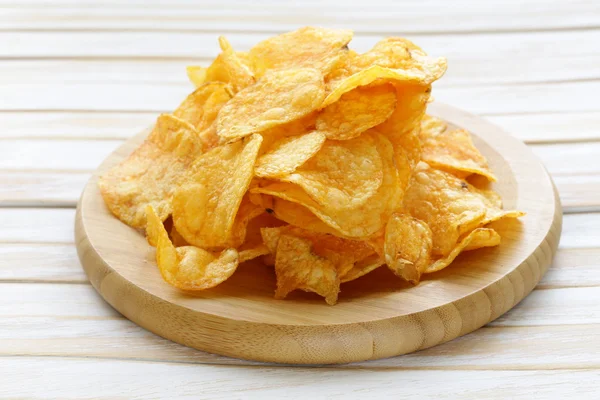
[99,27,523,305]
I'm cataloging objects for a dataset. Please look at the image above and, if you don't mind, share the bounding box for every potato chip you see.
[217,68,325,143]
[186,66,207,87]
[340,253,385,283]
[253,132,401,238]
[254,131,326,178]
[146,206,239,290]
[265,195,342,236]
[274,234,340,305]
[225,194,265,248]
[215,36,255,92]
[172,134,262,248]
[324,38,446,107]
[260,225,374,277]
[237,212,283,263]
[384,214,432,284]
[316,84,396,140]
[249,26,353,77]
[404,163,523,256]
[425,228,501,273]
[421,127,497,182]
[99,114,204,229]
[170,223,190,247]
[283,131,383,209]
[173,82,232,132]
[420,114,447,138]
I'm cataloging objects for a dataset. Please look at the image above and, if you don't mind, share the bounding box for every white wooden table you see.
[1,1,599,398]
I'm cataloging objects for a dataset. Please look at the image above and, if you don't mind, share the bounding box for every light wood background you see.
[1,0,599,398]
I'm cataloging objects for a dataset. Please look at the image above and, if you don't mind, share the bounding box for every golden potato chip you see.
[217,68,325,143]
[173,82,232,132]
[186,66,207,87]
[426,228,501,273]
[253,132,401,238]
[99,114,204,229]
[254,131,326,178]
[404,163,523,256]
[340,253,385,283]
[274,234,339,305]
[172,134,262,248]
[260,225,374,277]
[265,195,342,236]
[170,223,190,247]
[225,194,265,248]
[283,131,383,209]
[216,36,255,92]
[316,83,396,140]
[237,212,283,263]
[421,128,497,182]
[420,114,447,138]
[146,206,239,290]
[384,214,432,284]
[249,26,353,77]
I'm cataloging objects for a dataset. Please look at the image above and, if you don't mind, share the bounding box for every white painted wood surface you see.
[0,1,598,398]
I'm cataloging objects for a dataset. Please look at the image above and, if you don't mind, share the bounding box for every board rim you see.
[76,103,562,364]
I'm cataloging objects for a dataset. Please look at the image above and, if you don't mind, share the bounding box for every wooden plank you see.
[2,110,598,143]
[0,0,598,33]
[539,248,600,289]
[559,213,600,249]
[0,244,86,282]
[1,357,598,398]
[0,208,74,244]
[0,80,596,114]
[0,31,598,87]
[0,171,89,207]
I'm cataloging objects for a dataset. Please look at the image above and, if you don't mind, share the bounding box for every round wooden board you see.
[76,103,562,365]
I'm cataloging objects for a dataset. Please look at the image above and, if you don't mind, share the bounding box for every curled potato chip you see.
[274,234,340,305]
[173,134,262,248]
[255,131,326,178]
[249,26,353,77]
[340,253,385,283]
[216,36,256,92]
[260,225,374,277]
[237,212,283,263]
[186,66,207,87]
[316,83,396,140]
[384,214,432,284]
[173,82,232,132]
[226,194,265,248]
[217,68,325,143]
[421,127,497,182]
[266,195,342,236]
[252,132,401,238]
[146,206,239,290]
[323,37,446,106]
[170,223,190,247]
[426,228,501,273]
[420,114,448,138]
[404,163,523,256]
[283,131,383,209]
[99,114,204,229]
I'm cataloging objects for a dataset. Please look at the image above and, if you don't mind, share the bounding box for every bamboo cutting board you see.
[75,103,562,364]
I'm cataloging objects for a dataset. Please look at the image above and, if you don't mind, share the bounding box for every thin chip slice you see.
[260,225,374,277]
[216,36,256,92]
[255,131,326,178]
[384,214,432,284]
[172,134,262,249]
[421,128,497,182]
[98,114,204,229]
[404,163,523,256]
[170,223,190,247]
[146,206,239,290]
[316,84,396,140]
[186,66,207,87]
[340,253,385,283]
[266,195,343,236]
[249,26,353,77]
[217,68,325,143]
[252,132,401,238]
[425,228,501,273]
[283,131,383,210]
[173,82,232,132]
[226,194,265,248]
[274,234,340,305]
[323,38,447,106]
[420,114,448,138]
[238,211,284,263]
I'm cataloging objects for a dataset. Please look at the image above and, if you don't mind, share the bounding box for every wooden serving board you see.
[75,103,562,365]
